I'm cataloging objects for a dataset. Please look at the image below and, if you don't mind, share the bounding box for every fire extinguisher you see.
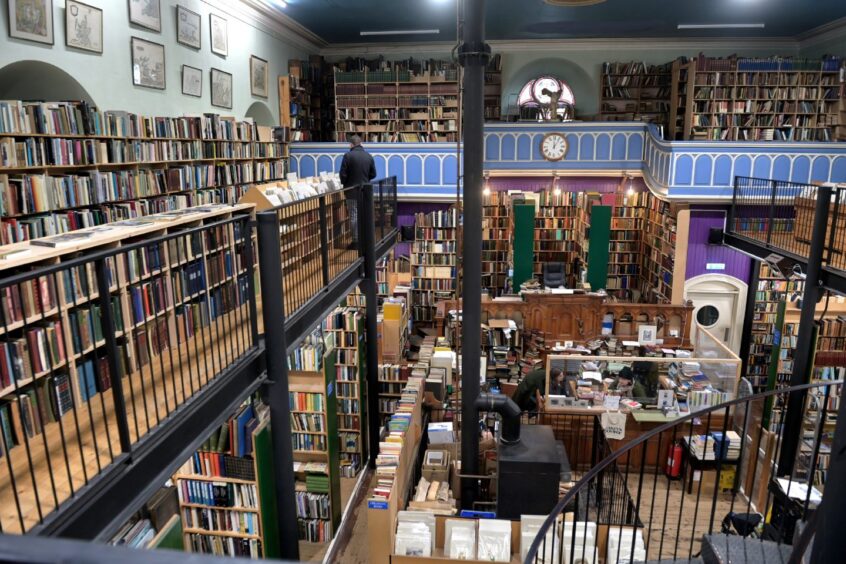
[666,441,683,479]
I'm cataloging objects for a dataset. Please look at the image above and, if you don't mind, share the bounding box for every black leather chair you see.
[543,262,566,288]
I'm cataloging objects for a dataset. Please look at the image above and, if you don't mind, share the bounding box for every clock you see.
[540,133,568,161]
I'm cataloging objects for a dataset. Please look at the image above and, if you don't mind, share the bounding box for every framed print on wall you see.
[182,65,202,97]
[65,0,102,54]
[131,36,166,90]
[209,13,227,56]
[250,55,268,98]
[128,0,161,33]
[210,68,232,109]
[176,5,200,49]
[8,0,54,45]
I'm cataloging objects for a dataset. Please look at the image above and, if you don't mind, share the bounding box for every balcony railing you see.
[525,380,842,564]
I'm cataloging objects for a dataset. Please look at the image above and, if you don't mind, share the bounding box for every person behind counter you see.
[511,367,564,412]
[609,366,647,399]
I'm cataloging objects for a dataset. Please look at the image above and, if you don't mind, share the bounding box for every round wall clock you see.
[540,132,568,161]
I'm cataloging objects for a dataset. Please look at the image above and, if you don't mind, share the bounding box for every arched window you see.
[518,76,575,120]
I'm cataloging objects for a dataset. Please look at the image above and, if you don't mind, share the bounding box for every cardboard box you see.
[422,449,451,483]
[690,469,717,496]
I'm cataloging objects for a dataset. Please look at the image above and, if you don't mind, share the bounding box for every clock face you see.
[533,77,561,105]
[541,133,568,161]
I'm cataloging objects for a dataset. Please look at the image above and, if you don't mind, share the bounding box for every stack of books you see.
[711,431,741,461]
[687,434,716,460]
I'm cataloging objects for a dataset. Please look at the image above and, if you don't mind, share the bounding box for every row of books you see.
[295,491,330,520]
[287,327,324,372]
[182,507,259,536]
[176,478,259,509]
[0,371,73,448]
[291,412,325,433]
[0,100,277,142]
[188,534,261,558]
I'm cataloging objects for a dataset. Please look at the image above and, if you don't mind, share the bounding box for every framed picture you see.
[209,13,227,56]
[210,68,232,109]
[182,65,202,97]
[65,0,102,53]
[131,36,166,90]
[8,0,54,45]
[637,324,658,345]
[128,0,161,32]
[250,55,268,97]
[176,5,200,49]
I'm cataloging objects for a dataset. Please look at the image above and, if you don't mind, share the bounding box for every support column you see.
[359,185,381,468]
[777,185,831,475]
[256,211,300,561]
[810,381,846,562]
[458,0,490,509]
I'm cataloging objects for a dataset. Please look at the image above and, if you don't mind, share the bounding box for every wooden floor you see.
[0,303,254,534]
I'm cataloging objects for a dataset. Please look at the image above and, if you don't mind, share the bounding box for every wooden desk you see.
[442,294,693,347]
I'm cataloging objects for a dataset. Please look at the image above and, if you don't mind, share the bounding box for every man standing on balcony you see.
[340,135,376,248]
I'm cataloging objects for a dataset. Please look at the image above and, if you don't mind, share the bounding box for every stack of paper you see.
[445,518,477,560]
[478,519,511,562]
[395,511,435,557]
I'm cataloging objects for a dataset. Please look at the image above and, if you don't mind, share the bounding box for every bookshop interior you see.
[3,0,846,563]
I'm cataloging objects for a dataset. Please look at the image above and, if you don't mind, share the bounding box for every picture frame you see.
[8,0,54,45]
[176,5,200,49]
[637,324,658,345]
[250,55,268,98]
[210,68,232,109]
[128,0,161,32]
[181,65,202,97]
[209,13,227,56]
[131,36,166,90]
[65,0,102,54]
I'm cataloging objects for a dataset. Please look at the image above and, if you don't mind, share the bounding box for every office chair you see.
[543,262,566,288]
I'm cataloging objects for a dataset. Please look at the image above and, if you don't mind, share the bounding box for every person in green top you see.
[511,367,564,412]
[610,366,647,399]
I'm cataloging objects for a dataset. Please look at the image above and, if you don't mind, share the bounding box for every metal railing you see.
[525,380,843,564]
[0,214,260,534]
[728,176,846,273]
[0,178,399,537]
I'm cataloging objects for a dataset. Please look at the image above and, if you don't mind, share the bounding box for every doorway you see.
[684,274,748,354]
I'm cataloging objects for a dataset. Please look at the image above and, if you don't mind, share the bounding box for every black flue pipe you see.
[458,0,490,509]
[475,393,522,444]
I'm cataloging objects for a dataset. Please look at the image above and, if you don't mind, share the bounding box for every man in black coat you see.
[339,135,376,248]
[340,135,376,188]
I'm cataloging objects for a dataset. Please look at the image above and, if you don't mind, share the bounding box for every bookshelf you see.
[668,58,692,140]
[607,189,647,299]
[411,208,457,323]
[674,54,845,141]
[0,101,288,246]
[377,363,408,424]
[484,54,503,121]
[599,61,672,131]
[533,190,587,287]
[288,345,341,544]
[0,205,255,527]
[173,401,267,558]
[639,195,677,304]
[482,191,510,297]
[323,306,367,477]
[289,57,333,142]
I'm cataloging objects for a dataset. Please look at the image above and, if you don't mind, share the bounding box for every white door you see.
[684,275,747,354]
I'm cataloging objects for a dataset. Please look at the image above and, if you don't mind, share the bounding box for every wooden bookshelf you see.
[173,402,267,558]
[0,101,288,245]
[674,54,845,141]
[289,57,333,142]
[639,195,678,304]
[533,190,588,287]
[411,209,457,323]
[482,191,510,297]
[598,61,672,132]
[606,189,647,299]
[288,346,341,544]
[668,58,692,140]
[324,306,367,477]
[484,55,503,121]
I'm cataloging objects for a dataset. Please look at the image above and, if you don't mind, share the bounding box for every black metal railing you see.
[728,176,846,275]
[525,380,843,564]
[0,214,260,534]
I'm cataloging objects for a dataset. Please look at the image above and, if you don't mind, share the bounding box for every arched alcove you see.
[0,60,95,103]
[245,101,275,127]
[504,57,595,118]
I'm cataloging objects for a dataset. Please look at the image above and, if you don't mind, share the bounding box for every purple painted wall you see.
[686,209,752,283]
[396,202,451,257]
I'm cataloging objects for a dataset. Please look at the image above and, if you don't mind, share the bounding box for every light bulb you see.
[483,187,491,196]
